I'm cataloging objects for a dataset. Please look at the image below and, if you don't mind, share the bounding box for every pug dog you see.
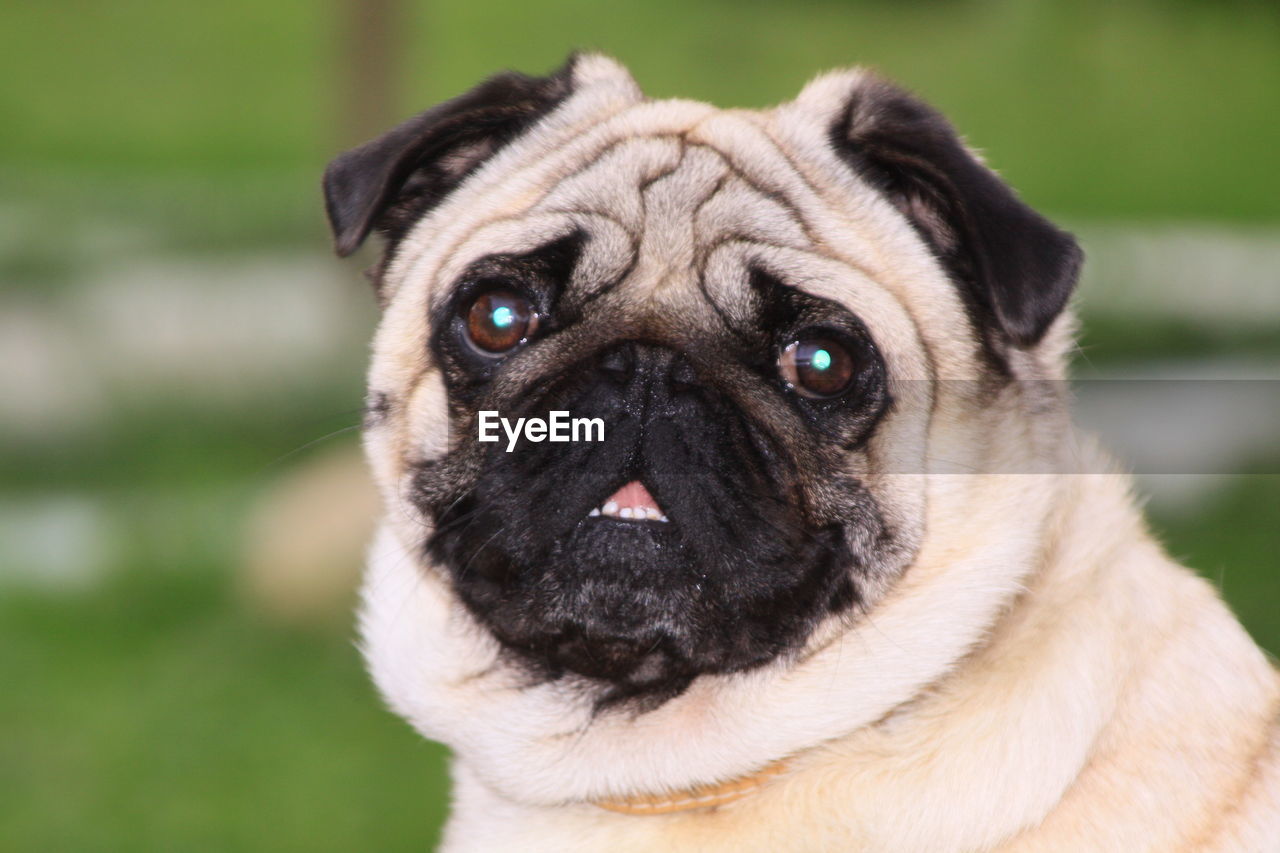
[323,54,1280,851]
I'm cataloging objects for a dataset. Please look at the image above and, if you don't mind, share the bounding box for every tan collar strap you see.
[593,758,792,816]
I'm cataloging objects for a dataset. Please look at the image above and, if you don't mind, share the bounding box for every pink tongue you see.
[607,480,662,512]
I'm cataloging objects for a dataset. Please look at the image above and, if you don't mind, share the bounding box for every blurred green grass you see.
[2,0,1278,252]
[0,562,449,851]
[1,0,1277,849]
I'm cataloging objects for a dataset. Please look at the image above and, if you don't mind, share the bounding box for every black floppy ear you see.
[322,57,578,259]
[830,76,1081,350]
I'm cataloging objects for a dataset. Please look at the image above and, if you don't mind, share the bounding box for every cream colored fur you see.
[356,55,1280,850]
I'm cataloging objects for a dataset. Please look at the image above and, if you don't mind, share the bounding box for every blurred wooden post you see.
[338,0,405,146]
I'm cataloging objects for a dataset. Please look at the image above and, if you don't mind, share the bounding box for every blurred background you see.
[1,0,1277,849]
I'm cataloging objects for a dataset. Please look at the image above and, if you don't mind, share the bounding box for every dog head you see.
[326,53,1080,758]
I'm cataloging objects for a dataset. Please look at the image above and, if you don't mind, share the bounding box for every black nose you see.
[598,341,701,415]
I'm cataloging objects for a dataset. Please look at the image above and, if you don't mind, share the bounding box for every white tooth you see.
[602,501,619,517]
[659,514,669,523]
[645,507,662,521]
[619,507,634,519]
[588,507,601,517]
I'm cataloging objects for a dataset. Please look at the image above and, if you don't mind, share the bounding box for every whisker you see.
[257,422,363,476]
[456,527,506,583]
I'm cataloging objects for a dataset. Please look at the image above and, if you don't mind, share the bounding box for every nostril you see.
[598,343,634,380]
[669,357,699,391]
[596,342,703,393]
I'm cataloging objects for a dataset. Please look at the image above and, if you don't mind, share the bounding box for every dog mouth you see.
[418,441,864,706]
[586,479,669,523]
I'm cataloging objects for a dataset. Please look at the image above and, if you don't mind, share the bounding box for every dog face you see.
[325,55,1080,708]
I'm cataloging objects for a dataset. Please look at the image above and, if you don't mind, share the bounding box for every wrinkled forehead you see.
[436,131,853,320]
[538,134,811,297]
[417,115,873,303]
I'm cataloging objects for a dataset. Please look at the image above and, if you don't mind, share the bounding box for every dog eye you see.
[779,336,856,398]
[462,287,539,355]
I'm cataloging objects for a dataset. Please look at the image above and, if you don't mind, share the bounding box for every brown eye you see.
[463,288,538,354]
[779,336,856,399]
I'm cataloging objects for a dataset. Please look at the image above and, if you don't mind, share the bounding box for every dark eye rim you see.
[455,281,542,360]
[776,327,865,400]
